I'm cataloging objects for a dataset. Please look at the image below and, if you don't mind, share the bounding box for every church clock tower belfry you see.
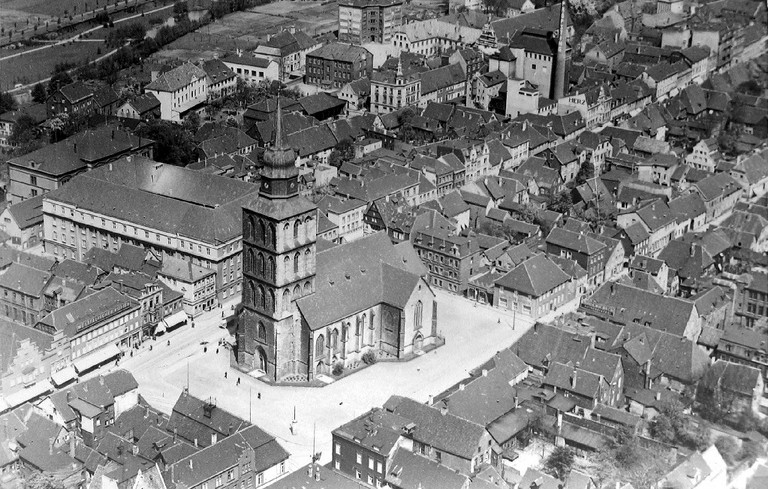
[236,87,317,382]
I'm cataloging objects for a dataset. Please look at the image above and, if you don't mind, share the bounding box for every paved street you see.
[112,289,537,471]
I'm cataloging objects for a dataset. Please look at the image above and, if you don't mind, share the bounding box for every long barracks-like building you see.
[41,156,260,303]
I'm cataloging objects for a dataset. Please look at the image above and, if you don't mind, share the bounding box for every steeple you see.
[260,59,299,199]
[553,1,568,100]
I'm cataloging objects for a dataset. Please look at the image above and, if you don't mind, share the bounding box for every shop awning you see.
[163,310,188,328]
[73,344,121,373]
[51,366,77,386]
[2,380,53,409]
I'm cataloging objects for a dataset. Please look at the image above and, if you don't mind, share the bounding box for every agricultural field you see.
[155,0,338,62]
[0,40,105,90]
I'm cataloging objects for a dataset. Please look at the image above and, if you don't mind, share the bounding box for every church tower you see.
[553,1,569,100]
[236,86,317,382]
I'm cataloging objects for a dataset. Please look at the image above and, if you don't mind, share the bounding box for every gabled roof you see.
[419,63,466,95]
[5,194,44,229]
[582,282,696,337]
[495,254,570,297]
[145,63,207,92]
[543,361,603,399]
[546,228,606,255]
[58,81,93,103]
[296,232,428,331]
[383,396,486,460]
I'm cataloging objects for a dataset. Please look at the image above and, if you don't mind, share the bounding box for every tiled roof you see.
[308,43,371,63]
[46,156,259,245]
[58,81,93,103]
[38,287,138,338]
[296,232,427,330]
[546,228,606,255]
[202,59,235,84]
[494,254,570,297]
[489,4,571,42]
[145,63,207,92]
[583,282,696,337]
[0,262,51,297]
[384,395,487,460]
[5,194,43,229]
[419,63,466,95]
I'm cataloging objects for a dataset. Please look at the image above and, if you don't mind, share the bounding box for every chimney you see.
[611,282,616,296]
[69,434,76,458]
[314,467,320,481]
[211,433,218,445]
[440,400,448,416]
[655,391,661,401]
[690,244,695,257]
[459,383,465,391]
[111,130,115,140]
[570,369,577,388]
[482,369,488,377]
[144,405,149,418]
[514,395,519,409]
[194,438,198,448]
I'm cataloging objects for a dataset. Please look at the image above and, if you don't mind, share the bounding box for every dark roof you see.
[167,391,250,448]
[0,262,51,297]
[58,81,93,103]
[582,282,696,337]
[308,43,371,62]
[384,396,487,460]
[494,254,570,297]
[202,59,236,84]
[297,233,427,330]
[145,63,207,92]
[546,228,606,255]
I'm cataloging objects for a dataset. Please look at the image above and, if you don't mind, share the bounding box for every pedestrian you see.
[167,339,170,346]
[225,371,228,379]
[216,348,219,354]
[236,377,240,386]
[257,392,261,400]
[204,346,207,353]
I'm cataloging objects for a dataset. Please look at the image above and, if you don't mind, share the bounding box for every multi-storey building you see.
[254,28,321,80]
[221,52,280,85]
[157,255,217,317]
[338,0,404,44]
[317,195,368,243]
[734,272,768,328]
[46,81,94,119]
[145,62,208,122]
[412,228,480,294]
[545,228,607,288]
[370,61,421,114]
[7,125,154,205]
[305,43,373,89]
[42,156,258,302]
[0,262,52,327]
[35,287,142,374]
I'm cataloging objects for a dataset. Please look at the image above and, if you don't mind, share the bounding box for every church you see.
[234,100,438,383]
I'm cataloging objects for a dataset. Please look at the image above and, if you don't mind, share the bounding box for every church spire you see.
[260,58,299,199]
[554,1,568,100]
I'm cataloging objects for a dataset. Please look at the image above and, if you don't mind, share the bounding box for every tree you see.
[544,446,575,480]
[328,138,354,168]
[714,436,739,465]
[736,80,763,97]
[31,82,47,103]
[9,114,41,148]
[0,92,17,114]
[546,189,573,215]
[47,71,73,96]
[136,120,197,166]
[574,160,594,186]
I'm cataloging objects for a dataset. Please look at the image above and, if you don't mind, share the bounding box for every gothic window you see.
[315,334,325,357]
[304,281,311,294]
[267,256,275,280]
[258,322,266,341]
[294,252,300,274]
[305,248,311,266]
[294,220,300,240]
[414,300,423,330]
[248,281,256,306]
[259,220,266,244]
[247,248,254,271]
[283,223,290,241]
[257,285,265,309]
[293,284,301,300]
[284,256,291,275]
[356,316,362,350]
[283,289,291,312]
[258,253,265,277]
[266,289,275,313]
[331,328,340,353]
[269,223,276,248]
